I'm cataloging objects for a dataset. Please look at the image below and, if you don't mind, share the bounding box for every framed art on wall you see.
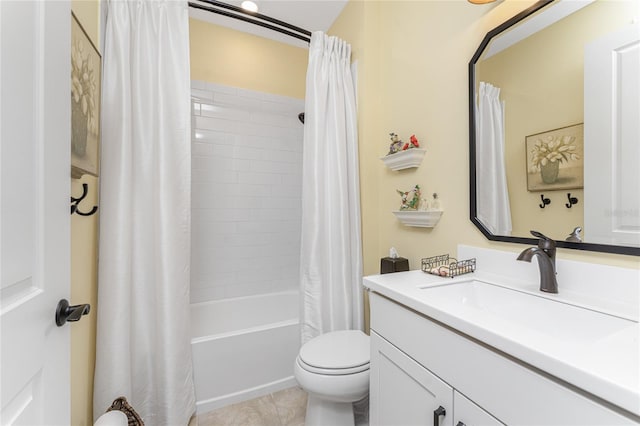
[526,123,584,192]
[71,12,101,178]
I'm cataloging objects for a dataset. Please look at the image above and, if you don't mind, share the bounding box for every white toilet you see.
[294,330,370,426]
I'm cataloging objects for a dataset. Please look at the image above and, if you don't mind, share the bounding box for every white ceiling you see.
[188,0,349,48]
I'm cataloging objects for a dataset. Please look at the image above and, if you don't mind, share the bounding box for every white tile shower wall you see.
[190,80,304,303]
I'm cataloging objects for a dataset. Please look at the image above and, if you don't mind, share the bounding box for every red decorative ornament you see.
[410,134,420,148]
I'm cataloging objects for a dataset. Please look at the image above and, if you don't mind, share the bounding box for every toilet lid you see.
[299,330,370,371]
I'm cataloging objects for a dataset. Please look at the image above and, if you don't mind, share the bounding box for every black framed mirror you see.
[469,0,640,256]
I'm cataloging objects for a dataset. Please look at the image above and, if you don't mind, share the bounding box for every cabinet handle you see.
[433,406,446,426]
[456,422,466,426]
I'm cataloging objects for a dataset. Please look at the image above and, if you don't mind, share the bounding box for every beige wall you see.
[189,18,308,98]
[330,0,639,276]
[71,1,101,425]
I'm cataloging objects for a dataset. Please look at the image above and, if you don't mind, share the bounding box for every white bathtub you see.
[190,291,300,414]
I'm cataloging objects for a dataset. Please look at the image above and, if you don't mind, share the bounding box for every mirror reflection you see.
[472,0,640,252]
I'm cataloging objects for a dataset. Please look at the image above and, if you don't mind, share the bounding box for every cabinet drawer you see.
[370,292,637,425]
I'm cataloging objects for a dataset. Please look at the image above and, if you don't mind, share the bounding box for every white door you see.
[370,331,453,426]
[584,22,640,247]
[1,1,71,424]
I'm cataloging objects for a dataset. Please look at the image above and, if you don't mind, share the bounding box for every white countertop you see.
[363,269,640,418]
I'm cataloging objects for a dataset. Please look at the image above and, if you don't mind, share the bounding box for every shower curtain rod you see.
[188,0,312,43]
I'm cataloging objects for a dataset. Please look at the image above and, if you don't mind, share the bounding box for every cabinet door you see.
[454,391,504,426]
[371,331,453,426]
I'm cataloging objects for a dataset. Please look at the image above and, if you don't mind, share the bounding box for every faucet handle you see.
[530,230,555,250]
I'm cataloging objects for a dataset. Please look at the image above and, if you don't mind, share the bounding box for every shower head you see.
[298,112,305,124]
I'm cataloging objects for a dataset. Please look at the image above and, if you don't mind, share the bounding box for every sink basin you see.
[420,280,636,342]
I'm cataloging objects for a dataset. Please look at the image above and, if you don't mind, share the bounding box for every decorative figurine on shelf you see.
[402,134,420,151]
[397,185,421,210]
[426,192,441,211]
[387,132,404,155]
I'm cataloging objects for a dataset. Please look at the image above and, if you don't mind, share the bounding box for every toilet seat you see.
[298,330,370,376]
[297,356,369,375]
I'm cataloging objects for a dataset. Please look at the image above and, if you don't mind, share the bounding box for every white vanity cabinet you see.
[369,292,638,426]
[371,330,502,426]
[454,392,504,426]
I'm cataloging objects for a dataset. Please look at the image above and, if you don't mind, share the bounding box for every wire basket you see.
[421,254,476,278]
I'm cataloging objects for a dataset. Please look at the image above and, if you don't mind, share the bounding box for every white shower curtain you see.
[300,31,363,344]
[476,82,512,235]
[94,1,195,424]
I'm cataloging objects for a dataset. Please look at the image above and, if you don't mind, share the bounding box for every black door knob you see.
[55,299,90,327]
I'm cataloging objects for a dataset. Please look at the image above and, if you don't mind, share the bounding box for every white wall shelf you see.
[393,210,443,228]
[380,149,426,171]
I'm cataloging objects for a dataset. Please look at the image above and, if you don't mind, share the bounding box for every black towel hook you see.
[71,183,98,216]
[539,194,551,209]
[565,193,579,208]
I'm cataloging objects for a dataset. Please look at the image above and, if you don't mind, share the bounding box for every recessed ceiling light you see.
[241,1,258,13]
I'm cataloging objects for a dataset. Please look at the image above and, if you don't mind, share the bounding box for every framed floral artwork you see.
[525,123,584,191]
[71,12,101,178]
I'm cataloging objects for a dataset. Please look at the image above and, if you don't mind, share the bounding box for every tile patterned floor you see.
[192,387,308,426]
[191,386,369,426]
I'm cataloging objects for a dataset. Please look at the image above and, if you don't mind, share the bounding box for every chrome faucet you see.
[517,230,558,293]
